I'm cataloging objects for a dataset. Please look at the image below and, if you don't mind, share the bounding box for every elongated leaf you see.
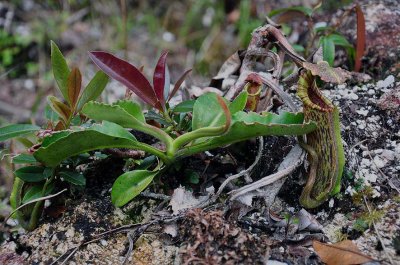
[67,67,82,108]
[0,124,40,142]
[22,182,54,204]
[12,154,37,164]
[168,69,192,101]
[269,6,313,17]
[114,100,145,123]
[153,51,168,107]
[82,101,145,129]
[180,112,316,155]
[51,41,70,101]
[192,92,247,130]
[14,166,48,182]
[47,96,71,123]
[60,171,86,186]
[88,51,161,110]
[111,169,158,207]
[321,36,335,66]
[76,71,109,111]
[355,4,365,72]
[34,122,140,167]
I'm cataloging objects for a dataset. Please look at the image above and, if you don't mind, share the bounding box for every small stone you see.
[381,149,395,161]
[65,227,75,238]
[329,199,334,208]
[373,155,387,168]
[100,239,108,246]
[356,109,369,116]
[376,75,395,89]
[367,89,375,95]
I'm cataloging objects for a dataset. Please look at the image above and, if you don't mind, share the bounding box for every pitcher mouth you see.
[297,70,334,112]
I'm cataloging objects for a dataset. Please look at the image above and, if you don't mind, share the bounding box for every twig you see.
[3,189,68,226]
[140,191,170,200]
[122,231,135,265]
[258,72,298,112]
[214,137,264,199]
[363,196,394,265]
[229,144,304,201]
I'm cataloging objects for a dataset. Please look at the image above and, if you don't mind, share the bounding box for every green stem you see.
[138,123,174,154]
[170,126,226,156]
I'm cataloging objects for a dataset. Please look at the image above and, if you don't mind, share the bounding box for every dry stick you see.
[214,137,264,199]
[229,145,305,201]
[3,189,68,226]
[122,231,135,265]
[258,72,298,112]
[363,196,394,265]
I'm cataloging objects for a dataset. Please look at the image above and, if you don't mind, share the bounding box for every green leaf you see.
[82,101,145,129]
[76,71,109,111]
[22,183,54,204]
[0,124,40,142]
[179,111,317,156]
[328,34,353,48]
[173,100,195,113]
[14,166,49,182]
[41,131,72,148]
[269,6,313,17]
[114,100,145,123]
[111,169,158,207]
[59,171,86,186]
[12,154,37,164]
[321,36,335,66]
[192,92,247,130]
[33,122,141,167]
[51,41,70,102]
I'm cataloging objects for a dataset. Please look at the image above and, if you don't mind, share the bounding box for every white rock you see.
[373,155,387,168]
[356,109,369,116]
[65,227,75,238]
[329,199,334,208]
[376,75,395,89]
[367,89,375,95]
[381,150,395,161]
[267,261,288,265]
[364,172,378,183]
[100,239,108,246]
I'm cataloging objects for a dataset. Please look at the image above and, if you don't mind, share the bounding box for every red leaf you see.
[354,4,366,72]
[153,51,168,107]
[88,51,161,110]
[167,69,192,102]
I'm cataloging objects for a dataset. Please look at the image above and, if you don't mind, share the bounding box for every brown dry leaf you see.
[212,51,241,80]
[313,240,375,265]
[302,61,351,84]
[67,67,82,108]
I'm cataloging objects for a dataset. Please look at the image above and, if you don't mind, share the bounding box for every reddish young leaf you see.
[167,69,192,102]
[67,67,82,109]
[153,51,168,107]
[88,51,161,110]
[216,95,231,133]
[354,4,366,72]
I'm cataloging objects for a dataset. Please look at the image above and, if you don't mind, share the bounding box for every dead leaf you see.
[302,61,351,84]
[313,240,376,265]
[212,51,241,80]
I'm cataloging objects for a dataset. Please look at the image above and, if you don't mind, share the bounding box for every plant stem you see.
[170,126,226,155]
